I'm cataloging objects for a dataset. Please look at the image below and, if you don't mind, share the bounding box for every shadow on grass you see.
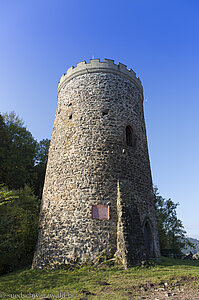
[0,267,86,293]
[156,256,199,267]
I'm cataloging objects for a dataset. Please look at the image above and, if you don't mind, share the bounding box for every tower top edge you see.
[57,58,143,95]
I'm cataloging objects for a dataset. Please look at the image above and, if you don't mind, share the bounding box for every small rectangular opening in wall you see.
[92,205,109,220]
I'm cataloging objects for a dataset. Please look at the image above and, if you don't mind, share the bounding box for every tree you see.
[0,112,37,189]
[0,112,49,274]
[0,184,19,206]
[0,115,10,183]
[154,186,192,254]
[33,138,50,198]
[0,185,40,274]
[0,112,50,197]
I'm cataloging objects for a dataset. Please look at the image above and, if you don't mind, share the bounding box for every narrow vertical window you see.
[126,126,132,146]
[126,125,136,147]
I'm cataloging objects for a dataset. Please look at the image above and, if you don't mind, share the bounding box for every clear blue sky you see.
[1,0,199,238]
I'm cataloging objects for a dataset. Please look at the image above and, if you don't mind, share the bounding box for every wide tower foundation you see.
[32,59,160,269]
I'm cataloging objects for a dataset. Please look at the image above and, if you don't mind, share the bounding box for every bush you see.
[0,185,40,274]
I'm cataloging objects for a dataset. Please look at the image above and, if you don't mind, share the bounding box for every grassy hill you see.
[183,237,199,254]
[0,257,199,299]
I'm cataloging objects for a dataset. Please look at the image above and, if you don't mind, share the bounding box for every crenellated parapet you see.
[57,59,143,97]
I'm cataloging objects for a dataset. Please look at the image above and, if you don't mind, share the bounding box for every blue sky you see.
[1,0,199,238]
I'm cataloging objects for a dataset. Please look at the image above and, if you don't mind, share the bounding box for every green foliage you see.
[0,112,50,197]
[35,138,50,165]
[0,115,10,183]
[0,112,37,190]
[154,186,192,254]
[0,184,19,206]
[0,111,50,274]
[0,185,40,275]
[33,139,50,198]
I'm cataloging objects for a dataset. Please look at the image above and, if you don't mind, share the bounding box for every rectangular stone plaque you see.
[92,205,109,220]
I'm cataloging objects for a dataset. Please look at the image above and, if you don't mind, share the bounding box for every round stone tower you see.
[32,59,160,269]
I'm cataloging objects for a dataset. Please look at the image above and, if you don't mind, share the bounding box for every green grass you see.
[0,257,199,299]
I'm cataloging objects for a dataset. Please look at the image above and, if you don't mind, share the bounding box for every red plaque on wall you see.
[92,205,109,220]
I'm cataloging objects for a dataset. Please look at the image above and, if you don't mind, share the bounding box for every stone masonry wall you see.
[32,59,160,269]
